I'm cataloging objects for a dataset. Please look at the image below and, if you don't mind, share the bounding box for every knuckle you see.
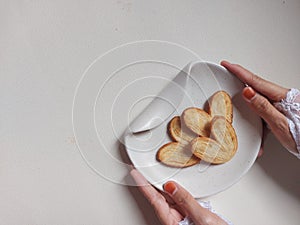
[254,97,270,113]
[149,192,164,207]
[251,74,262,86]
[175,191,191,207]
[274,118,289,134]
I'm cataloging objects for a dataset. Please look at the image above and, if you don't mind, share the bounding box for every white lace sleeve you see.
[178,201,234,225]
[274,88,300,159]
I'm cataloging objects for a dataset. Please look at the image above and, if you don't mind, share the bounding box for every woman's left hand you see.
[130,169,228,225]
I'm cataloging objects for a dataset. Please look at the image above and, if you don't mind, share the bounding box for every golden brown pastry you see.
[157,142,200,168]
[209,91,233,123]
[182,107,211,137]
[191,137,231,164]
[168,116,197,145]
[156,90,238,167]
[210,116,238,159]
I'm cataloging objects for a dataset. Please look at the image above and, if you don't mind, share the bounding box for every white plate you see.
[125,62,262,198]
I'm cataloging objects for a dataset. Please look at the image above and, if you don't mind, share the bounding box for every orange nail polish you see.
[243,87,256,101]
[164,181,177,195]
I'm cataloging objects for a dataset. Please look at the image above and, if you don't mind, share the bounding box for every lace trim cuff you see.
[274,88,300,159]
[178,201,233,225]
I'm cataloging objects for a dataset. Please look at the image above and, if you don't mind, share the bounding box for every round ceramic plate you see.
[125,61,262,198]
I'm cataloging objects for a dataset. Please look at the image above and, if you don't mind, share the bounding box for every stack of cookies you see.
[156,91,238,168]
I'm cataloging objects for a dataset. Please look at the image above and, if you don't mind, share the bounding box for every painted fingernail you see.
[163,181,177,195]
[243,87,256,101]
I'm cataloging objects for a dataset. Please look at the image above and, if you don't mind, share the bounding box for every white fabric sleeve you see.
[274,88,300,159]
[178,200,233,225]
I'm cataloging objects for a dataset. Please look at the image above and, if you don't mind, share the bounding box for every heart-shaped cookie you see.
[191,116,238,164]
[182,107,211,137]
[210,116,238,158]
[157,142,200,168]
[168,116,197,145]
[157,116,199,168]
[208,90,233,123]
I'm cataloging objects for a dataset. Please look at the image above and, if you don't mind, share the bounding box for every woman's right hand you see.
[221,61,297,155]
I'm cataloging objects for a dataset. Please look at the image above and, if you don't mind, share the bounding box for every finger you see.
[243,86,281,122]
[130,169,165,206]
[221,60,288,102]
[164,181,227,225]
[257,147,264,158]
[243,87,297,151]
[130,169,181,224]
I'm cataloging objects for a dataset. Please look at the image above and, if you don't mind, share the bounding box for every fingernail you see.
[220,60,230,66]
[243,87,256,101]
[163,181,177,195]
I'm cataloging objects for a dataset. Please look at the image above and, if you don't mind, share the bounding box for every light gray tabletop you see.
[1,1,299,224]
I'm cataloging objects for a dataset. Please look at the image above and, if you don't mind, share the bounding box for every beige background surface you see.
[0,1,299,224]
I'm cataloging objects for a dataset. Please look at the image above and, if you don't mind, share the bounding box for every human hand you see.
[130,169,228,225]
[221,61,297,155]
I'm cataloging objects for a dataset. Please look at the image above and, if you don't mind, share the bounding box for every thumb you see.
[242,86,282,124]
[243,87,286,125]
[242,87,296,151]
[163,181,227,225]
